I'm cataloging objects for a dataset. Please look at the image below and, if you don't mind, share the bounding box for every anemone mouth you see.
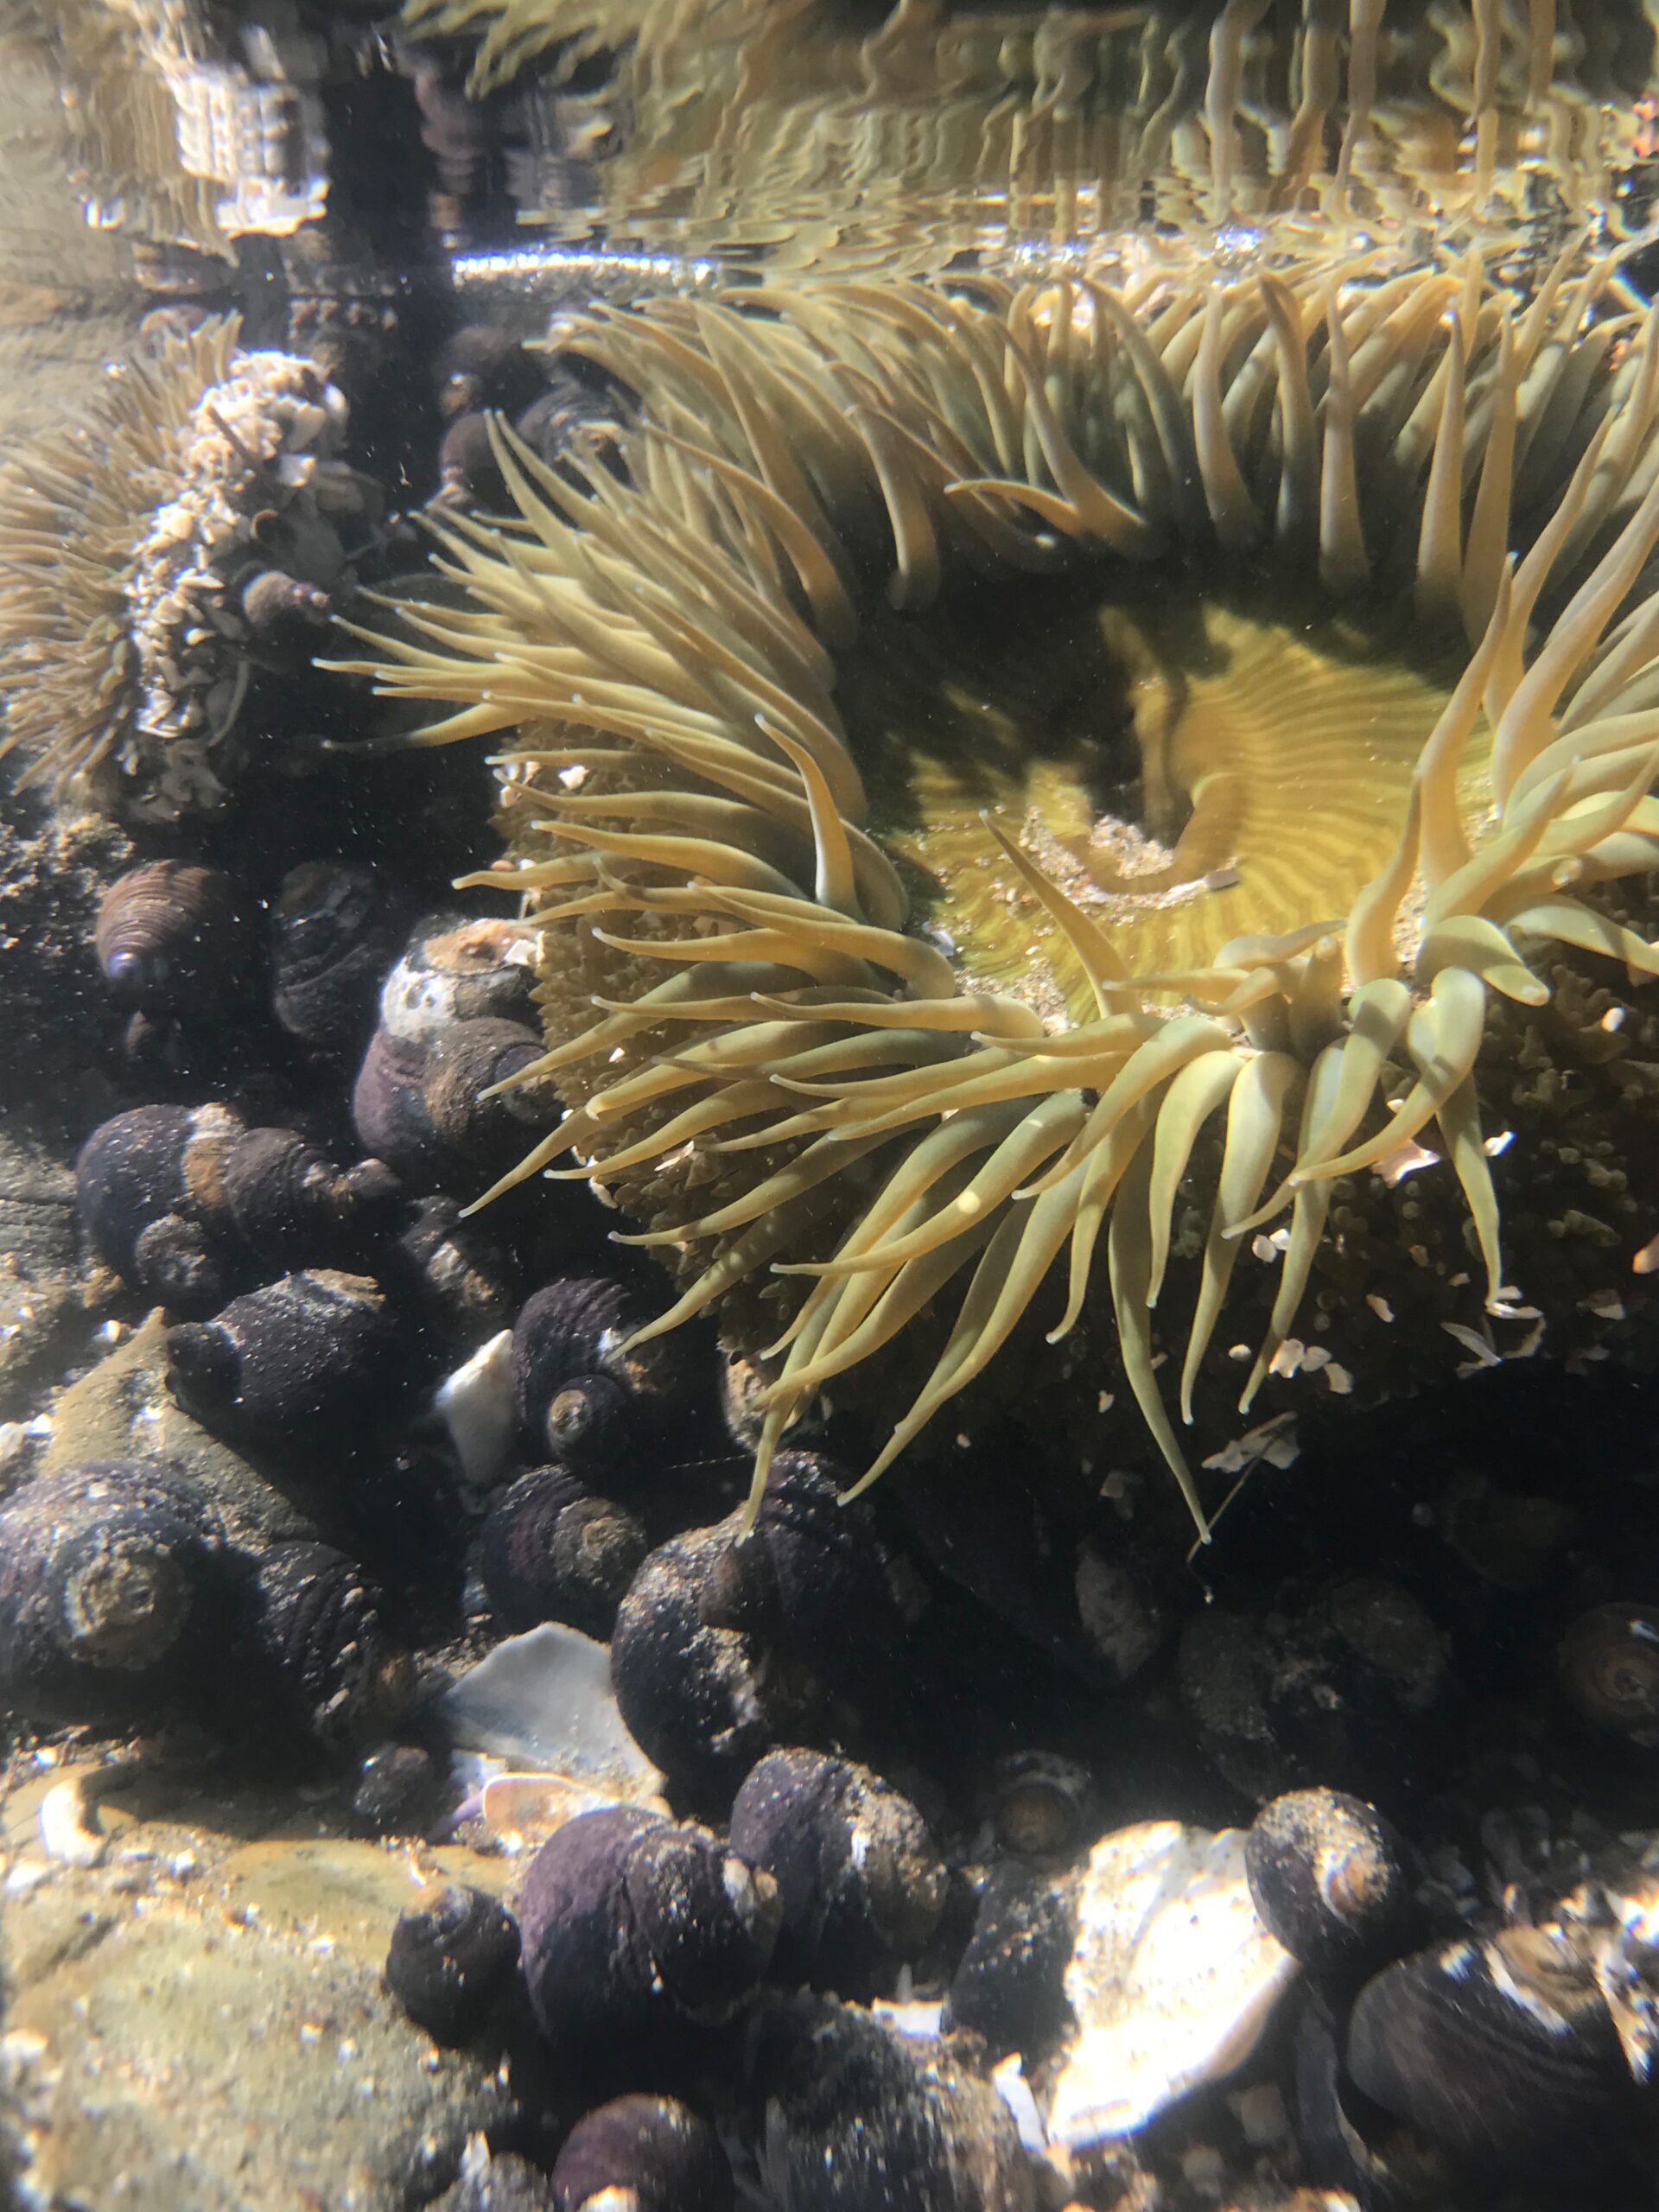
[344,250,1659,1535]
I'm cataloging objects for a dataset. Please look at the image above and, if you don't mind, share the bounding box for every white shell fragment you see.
[1046,1821,1299,2152]
[434,1624,664,1802]
[433,1329,517,1489]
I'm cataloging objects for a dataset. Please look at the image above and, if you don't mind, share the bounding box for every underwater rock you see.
[728,1748,947,1998]
[0,1460,224,1724]
[746,1991,1034,2212]
[609,1523,808,1800]
[385,1884,520,2044]
[1244,1789,1416,1987]
[350,1744,441,1839]
[1178,1579,1452,1802]
[1046,1821,1300,2154]
[165,1268,398,1446]
[93,860,251,1014]
[550,2093,731,2212]
[1344,1923,1649,2180]
[1558,1603,1659,1745]
[434,1622,664,1803]
[268,859,409,1062]
[245,1539,406,1745]
[516,1805,779,2050]
[943,1862,1077,2065]
[478,1467,648,1641]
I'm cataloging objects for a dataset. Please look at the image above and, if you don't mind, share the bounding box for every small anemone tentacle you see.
[343,254,1659,1536]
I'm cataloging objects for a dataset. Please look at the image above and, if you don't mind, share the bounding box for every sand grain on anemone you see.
[340,251,1659,1533]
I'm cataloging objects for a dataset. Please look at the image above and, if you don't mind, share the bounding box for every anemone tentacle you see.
[340,251,1659,1535]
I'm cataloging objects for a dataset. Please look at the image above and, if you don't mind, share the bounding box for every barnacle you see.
[345,249,1659,1535]
[0,315,359,813]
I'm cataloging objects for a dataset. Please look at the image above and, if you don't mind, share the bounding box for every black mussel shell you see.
[165,1268,398,1445]
[1558,1603,1659,1745]
[729,1748,947,1999]
[93,861,251,1014]
[1245,1788,1415,1986]
[550,2093,732,2212]
[1345,1924,1646,2180]
[386,1883,519,2042]
[942,1861,1077,2065]
[270,860,407,1062]
[516,1807,779,2050]
[477,1467,647,1640]
[745,1992,1033,2212]
[609,1526,805,1800]
[0,1462,224,1723]
[245,1539,405,1745]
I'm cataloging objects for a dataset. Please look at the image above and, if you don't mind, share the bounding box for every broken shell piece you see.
[433,1623,664,1804]
[37,1766,136,1868]
[1046,1821,1299,2153]
[434,1328,516,1489]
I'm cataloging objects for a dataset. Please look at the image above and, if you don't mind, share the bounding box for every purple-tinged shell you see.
[729,1748,946,1999]
[516,1806,779,2051]
[245,1539,406,1744]
[478,1467,647,1641]
[76,1102,242,1308]
[550,2094,731,2212]
[386,1883,519,2042]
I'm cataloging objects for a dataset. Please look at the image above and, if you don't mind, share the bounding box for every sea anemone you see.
[0,316,366,813]
[342,248,1659,1535]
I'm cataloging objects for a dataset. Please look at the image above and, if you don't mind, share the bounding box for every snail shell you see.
[379,917,538,1041]
[695,1450,899,1669]
[516,1805,779,2050]
[165,1268,397,1446]
[353,1020,547,1188]
[1244,1788,1415,1986]
[1558,1604,1659,1744]
[0,1462,223,1722]
[550,2094,732,2212]
[477,1466,647,1641]
[239,569,330,639]
[76,1103,243,1309]
[728,1748,947,1999]
[943,1862,1077,2065]
[385,1883,519,2043]
[245,1539,405,1745]
[219,1126,400,1271]
[436,410,508,508]
[93,861,251,1014]
[269,860,408,1061]
[983,1751,1094,1862]
[1345,1923,1643,2178]
[610,1524,810,1800]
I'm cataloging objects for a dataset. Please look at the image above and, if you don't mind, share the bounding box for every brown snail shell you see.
[1558,1604,1659,1745]
[93,861,251,1014]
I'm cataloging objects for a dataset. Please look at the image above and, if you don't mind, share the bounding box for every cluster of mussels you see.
[9,309,1659,2212]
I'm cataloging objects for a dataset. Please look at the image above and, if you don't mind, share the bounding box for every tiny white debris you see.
[1324,1362,1353,1395]
[1442,1320,1502,1370]
[870,1997,944,2041]
[1230,2080,1289,2146]
[1300,1344,1332,1372]
[1046,1821,1299,2152]
[434,1329,517,1489]
[94,1319,123,1345]
[1484,1129,1516,1156]
[1268,1338,1305,1380]
[1366,1294,1395,1323]
[1603,1007,1628,1033]
[1581,1287,1627,1320]
[39,1776,108,1868]
[1096,1390,1114,1414]
[1375,1137,1443,1188]
[1633,1233,1659,1276]
[991,2053,1048,2157]
[1201,1413,1299,1477]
